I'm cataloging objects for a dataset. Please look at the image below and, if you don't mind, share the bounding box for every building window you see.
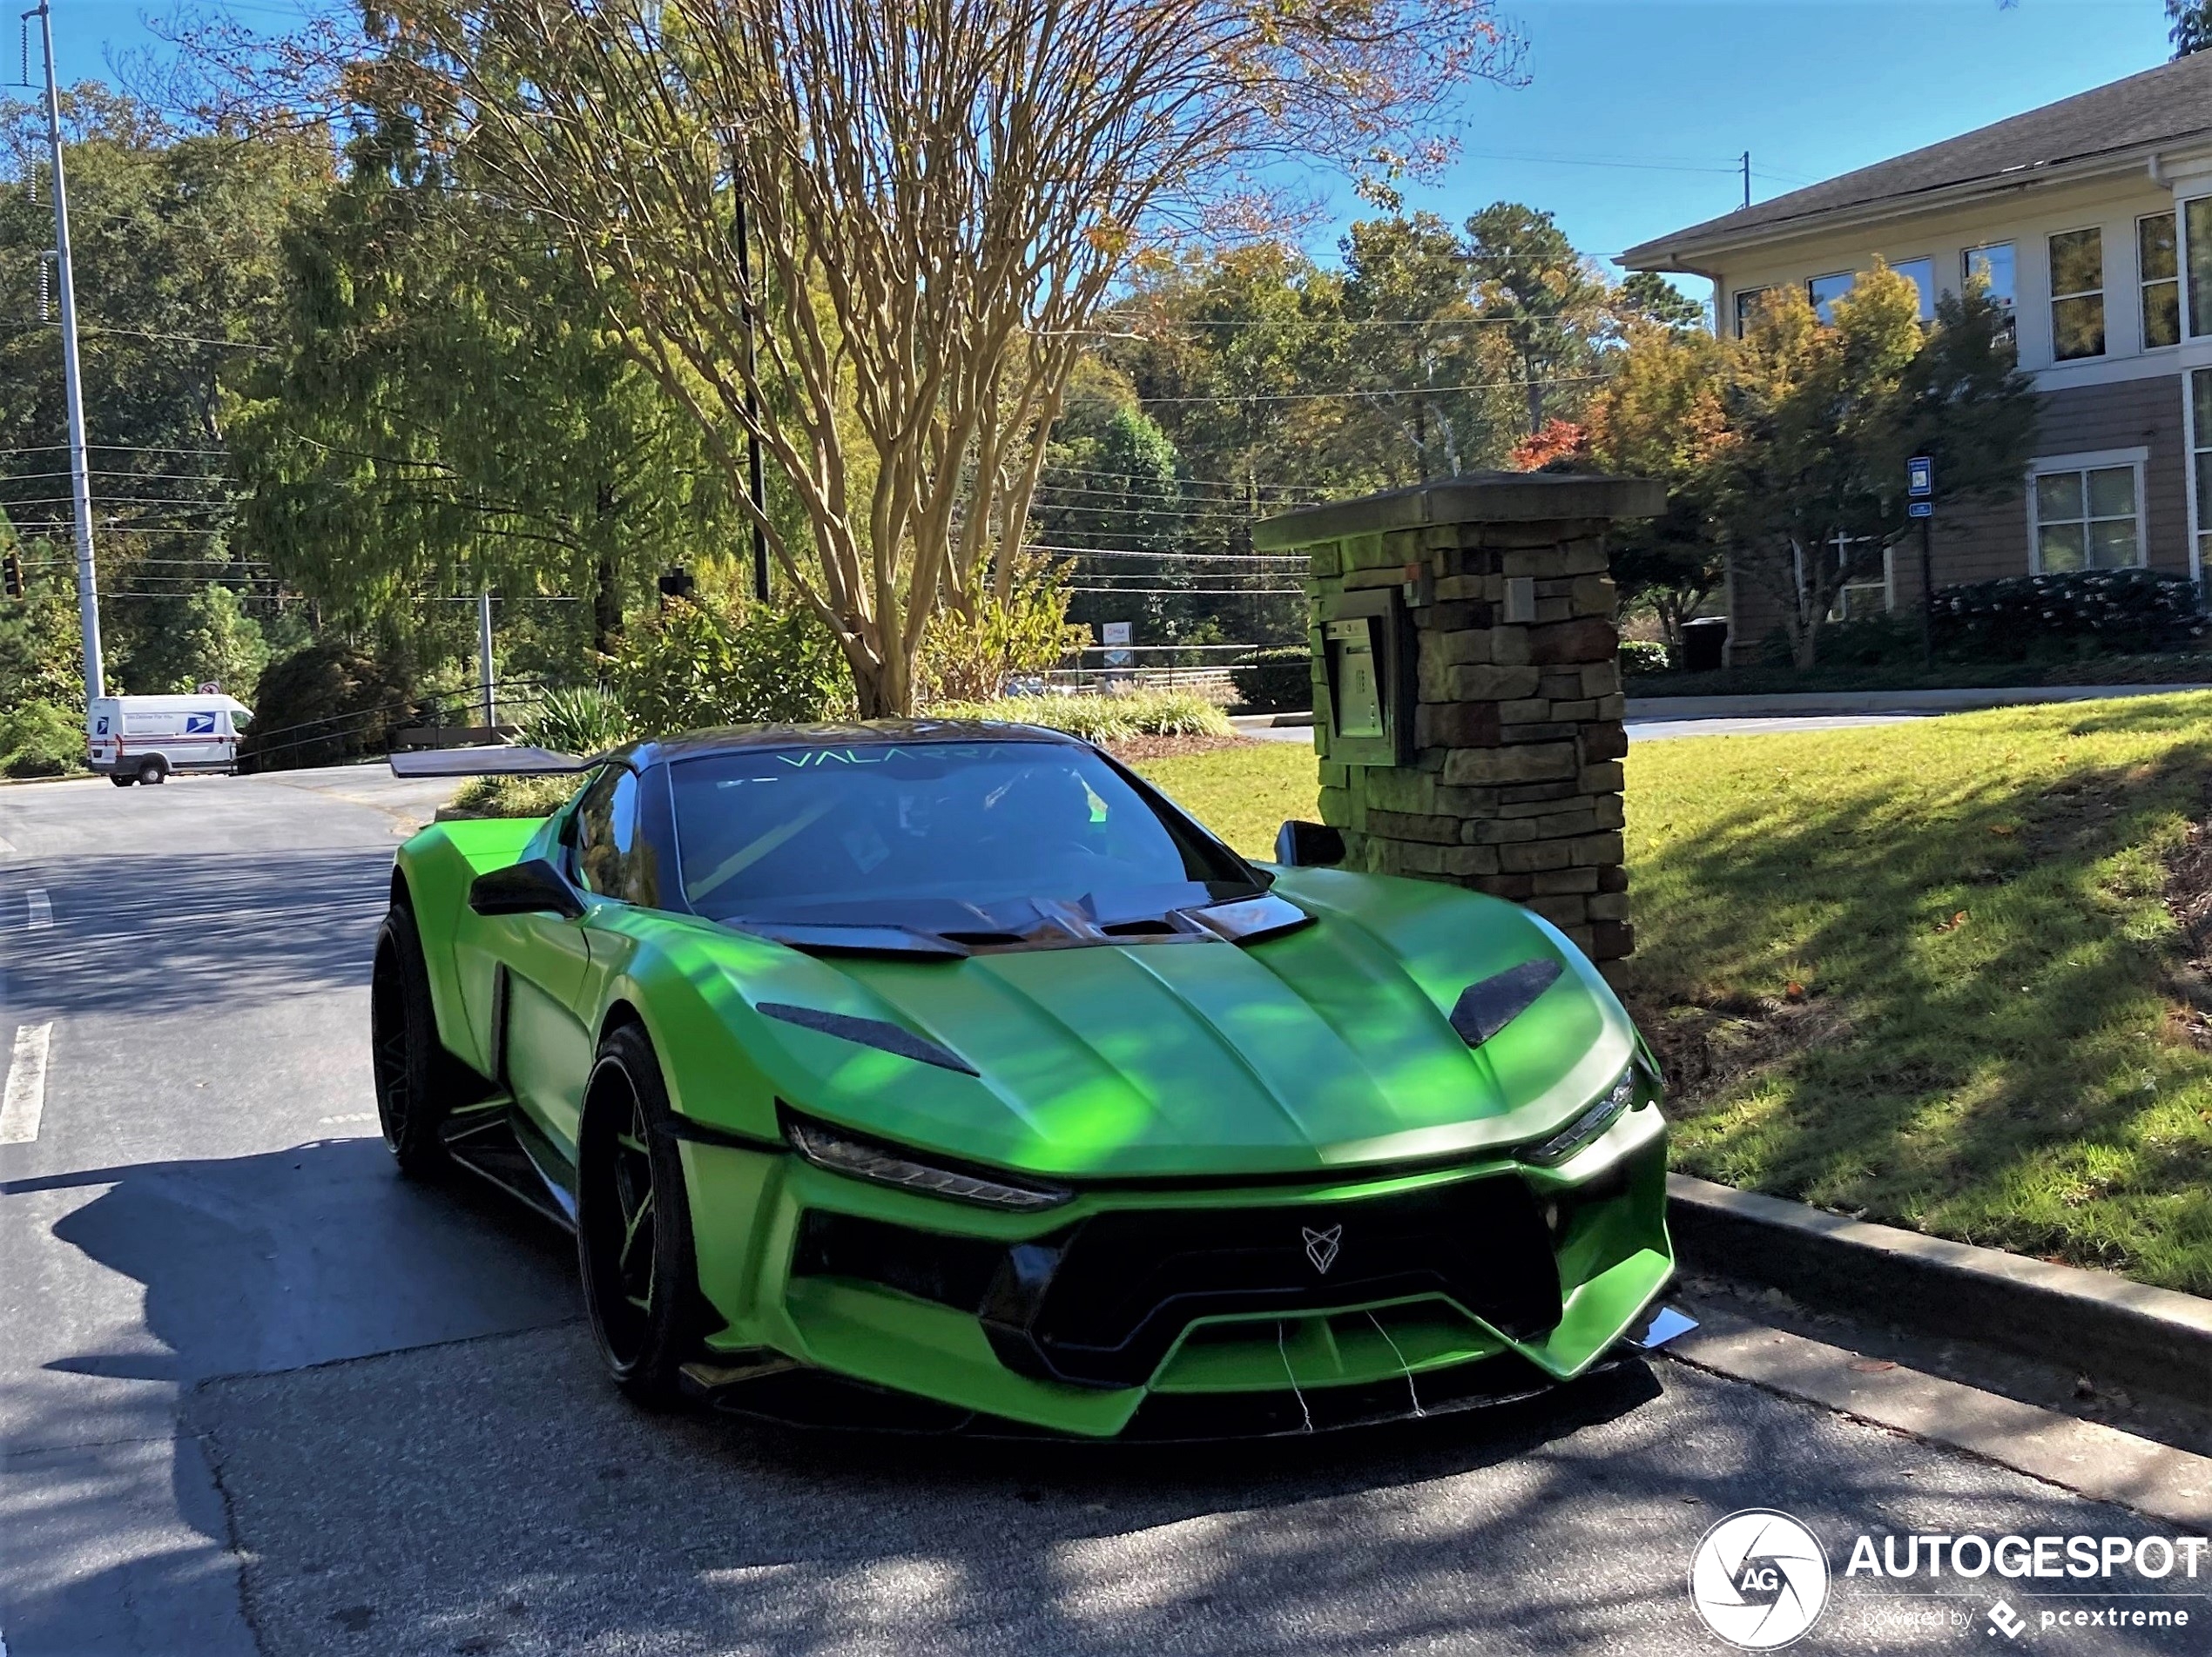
[1801,534,1890,620]
[1963,242,2017,342]
[2048,227,2106,360]
[2187,199,2212,337]
[1807,273,1854,324]
[1733,286,1774,339]
[1892,258,1936,321]
[2141,212,2181,348]
[2192,370,2212,572]
[2030,460,2141,571]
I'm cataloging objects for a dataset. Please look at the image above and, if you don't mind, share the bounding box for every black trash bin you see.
[1679,616,1729,675]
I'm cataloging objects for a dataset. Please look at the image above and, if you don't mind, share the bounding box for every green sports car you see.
[375,721,1684,1437]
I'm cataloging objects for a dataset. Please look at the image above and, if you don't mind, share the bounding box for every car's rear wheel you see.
[136,757,167,785]
[369,904,462,1177]
[577,1021,705,1409]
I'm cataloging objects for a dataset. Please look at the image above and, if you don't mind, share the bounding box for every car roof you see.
[625,718,1087,767]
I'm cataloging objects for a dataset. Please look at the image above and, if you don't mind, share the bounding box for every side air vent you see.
[758,1002,978,1074]
[1448,959,1563,1047]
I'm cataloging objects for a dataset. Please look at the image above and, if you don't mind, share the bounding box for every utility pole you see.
[734,191,770,603]
[477,591,496,730]
[27,0,103,709]
[1741,152,1752,210]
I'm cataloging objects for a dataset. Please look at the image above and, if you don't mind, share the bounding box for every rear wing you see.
[388,746,589,778]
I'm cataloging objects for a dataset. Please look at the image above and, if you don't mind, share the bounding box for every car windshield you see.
[666,740,1256,926]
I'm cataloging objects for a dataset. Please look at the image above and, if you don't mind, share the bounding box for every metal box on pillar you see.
[1254,474,1664,973]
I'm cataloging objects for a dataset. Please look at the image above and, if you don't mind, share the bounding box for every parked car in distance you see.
[90,693,253,786]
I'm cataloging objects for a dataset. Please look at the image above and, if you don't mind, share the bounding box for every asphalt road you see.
[0,765,2197,1657]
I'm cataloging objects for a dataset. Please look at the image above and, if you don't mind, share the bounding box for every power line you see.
[1046,551,1305,565]
[1135,373,1603,405]
[1069,586,1305,596]
[0,442,230,457]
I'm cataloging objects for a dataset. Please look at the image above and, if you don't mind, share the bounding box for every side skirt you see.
[441,1099,579,1233]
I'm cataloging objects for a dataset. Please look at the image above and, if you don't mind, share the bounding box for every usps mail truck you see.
[88,693,253,786]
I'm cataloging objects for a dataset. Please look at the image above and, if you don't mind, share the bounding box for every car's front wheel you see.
[577,1021,705,1409]
[369,904,462,1177]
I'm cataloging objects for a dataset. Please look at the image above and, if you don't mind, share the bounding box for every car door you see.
[501,766,640,1160]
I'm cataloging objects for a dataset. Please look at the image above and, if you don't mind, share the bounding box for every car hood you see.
[703,867,1639,1181]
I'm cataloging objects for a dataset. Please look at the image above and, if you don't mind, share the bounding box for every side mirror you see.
[469,857,586,920]
[1275,820,1345,868]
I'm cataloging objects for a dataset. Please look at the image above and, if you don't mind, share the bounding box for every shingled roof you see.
[1621,50,2212,269]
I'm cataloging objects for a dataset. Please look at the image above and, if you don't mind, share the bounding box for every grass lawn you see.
[1137,697,2212,1294]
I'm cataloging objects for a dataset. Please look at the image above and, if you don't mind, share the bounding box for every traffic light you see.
[3,553,22,600]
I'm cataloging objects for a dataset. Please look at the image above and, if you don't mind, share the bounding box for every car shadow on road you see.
[171,1309,2179,1657]
[0,1135,580,1657]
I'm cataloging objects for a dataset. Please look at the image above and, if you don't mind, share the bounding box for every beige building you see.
[1621,51,2212,663]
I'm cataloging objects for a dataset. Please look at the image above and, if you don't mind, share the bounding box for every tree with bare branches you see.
[358,0,1519,712]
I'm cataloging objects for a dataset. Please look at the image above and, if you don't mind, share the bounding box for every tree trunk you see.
[591,552,621,659]
[1792,608,1825,670]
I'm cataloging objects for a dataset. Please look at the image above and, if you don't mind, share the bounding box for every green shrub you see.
[0,699,83,777]
[1932,569,2207,659]
[1231,648,1312,712]
[918,552,1091,702]
[524,684,635,755]
[934,691,1232,743]
[604,597,851,735]
[442,772,583,820]
[1618,638,1669,677]
[238,641,415,771]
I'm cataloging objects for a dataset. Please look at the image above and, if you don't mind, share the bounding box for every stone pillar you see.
[1253,474,1664,970]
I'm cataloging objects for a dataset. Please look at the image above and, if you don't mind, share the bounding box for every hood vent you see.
[1448,959,1564,1047]
[758,1001,978,1074]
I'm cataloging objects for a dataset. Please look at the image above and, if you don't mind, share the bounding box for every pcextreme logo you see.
[1689,1509,1831,1649]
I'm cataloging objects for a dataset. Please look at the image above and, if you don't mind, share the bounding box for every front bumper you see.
[677,1102,1673,1438]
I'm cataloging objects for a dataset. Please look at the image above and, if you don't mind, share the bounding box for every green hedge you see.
[1932,569,2207,658]
[1231,648,1312,712]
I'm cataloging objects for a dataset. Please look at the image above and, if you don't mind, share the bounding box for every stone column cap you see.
[1252,473,1666,549]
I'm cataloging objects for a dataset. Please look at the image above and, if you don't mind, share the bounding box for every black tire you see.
[109,774,133,788]
[137,757,167,785]
[369,903,463,1177]
[577,1021,706,1409]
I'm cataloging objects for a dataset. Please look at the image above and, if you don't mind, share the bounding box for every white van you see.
[89,693,253,786]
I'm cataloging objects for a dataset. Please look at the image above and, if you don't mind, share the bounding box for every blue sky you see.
[32,0,2182,285]
[1383,0,2175,276]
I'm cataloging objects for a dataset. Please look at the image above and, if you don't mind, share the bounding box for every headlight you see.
[1521,1069,1638,1167]
[782,1112,1074,1211]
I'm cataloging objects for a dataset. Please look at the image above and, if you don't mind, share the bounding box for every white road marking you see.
[0,833,18,855]
[0,1022,53,1144]
[318,1112,376,1125]
[25,890,50,931]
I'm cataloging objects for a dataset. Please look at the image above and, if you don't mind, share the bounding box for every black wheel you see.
[369,903,464,1177]
[137,757,167,785]
[577,1021,705,1409]
[109,774,134,788]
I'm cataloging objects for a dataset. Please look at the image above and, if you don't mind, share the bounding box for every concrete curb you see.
[1668,1174,2212,1407]
[1626,684,2212,719]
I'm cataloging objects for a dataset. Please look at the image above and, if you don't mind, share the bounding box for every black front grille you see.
[982,1176,1561,1389]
